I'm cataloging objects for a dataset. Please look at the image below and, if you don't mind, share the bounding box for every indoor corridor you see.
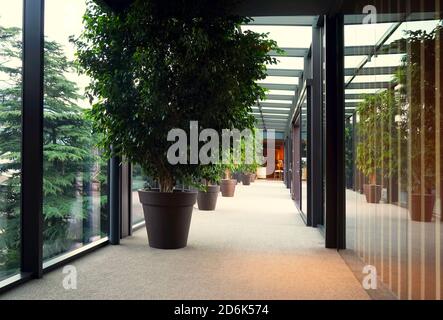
[0,181,369,300]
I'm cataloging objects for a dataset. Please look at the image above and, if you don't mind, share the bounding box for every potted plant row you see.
[355,26,443,222]
[75,0,279,248]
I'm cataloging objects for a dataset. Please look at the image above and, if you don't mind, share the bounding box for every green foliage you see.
[196,164,225,191]
[0,23,107,272]
[74,0,279,192]
[344,120,353,187]
[238,128,260,174]
[388,26,442,192]
[355,89,399,182]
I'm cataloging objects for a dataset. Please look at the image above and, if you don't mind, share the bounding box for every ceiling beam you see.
[247,16,316,26]
[345,93,369,100]
[267,69,303,77]
[346,81,391,90]
[254,109,291,115]
[344,45,404,56]
[264,94,294,101]
[260,83,297,91]
[259,102,293,109]
[344,66,397,77]
[270,48,308,57]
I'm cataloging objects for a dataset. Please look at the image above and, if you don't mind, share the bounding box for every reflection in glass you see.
[345,3,443,300]
[0,2,22,282]
[301,93,308,214]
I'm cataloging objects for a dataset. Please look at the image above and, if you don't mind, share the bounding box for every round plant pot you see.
[363,184,382,203]
[220,179,236,197]
[250,173,256,183]
[410,193,435,222]
[138,190,197,249]
[197,185,220,211]
[242,173,252,186]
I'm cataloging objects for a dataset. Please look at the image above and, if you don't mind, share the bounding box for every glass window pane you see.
[0,1,23,282]
[132,164,147,226]
[345,2,443,300]
[43,0,108,262]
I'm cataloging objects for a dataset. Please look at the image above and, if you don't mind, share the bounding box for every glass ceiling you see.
[345,16,442,113]
[244,15,442,132]
[242,18,314,133]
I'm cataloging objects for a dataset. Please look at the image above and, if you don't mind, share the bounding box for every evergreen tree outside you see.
[0,23,108,280]
[0,24,22,280]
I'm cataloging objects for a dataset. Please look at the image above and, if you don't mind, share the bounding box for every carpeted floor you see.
[1,180,369,300]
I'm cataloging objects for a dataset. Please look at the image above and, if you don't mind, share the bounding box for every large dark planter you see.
[220,179,236,197]
[138,190,197,249]
[197,185,220,211]
[410,193,435,222]
[363,184,382,203]
[242,173,252,186]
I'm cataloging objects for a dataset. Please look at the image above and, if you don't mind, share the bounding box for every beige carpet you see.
[1,180,369,300]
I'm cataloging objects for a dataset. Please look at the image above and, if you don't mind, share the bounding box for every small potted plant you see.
[220,160,238,197]
[239,131,259,185]
[196,165,223,211]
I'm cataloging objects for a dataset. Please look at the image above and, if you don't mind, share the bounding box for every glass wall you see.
[0,1,23,282]
[43,0,108,262]
[345,1,443,299]
[300,90,309,215]
[132,164,147,226]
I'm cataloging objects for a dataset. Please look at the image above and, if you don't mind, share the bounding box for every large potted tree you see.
[395,29,439,221]
[75,0,278,248]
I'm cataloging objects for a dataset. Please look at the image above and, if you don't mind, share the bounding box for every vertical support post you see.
[324,14,345,249]
[21,0,44,278]
[128,162,133,236]
[120,161,131,238]
[306,82,313,226]
[311,23,324,228]
[109,155,121,244]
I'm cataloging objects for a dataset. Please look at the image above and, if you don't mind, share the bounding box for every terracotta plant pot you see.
[242,173,252,185]
[363,184,382,203]
[220,179,236,197]
[197,185,220,211]
[410,193,435,222]
[138,190,197,249]
[250,173,256,182]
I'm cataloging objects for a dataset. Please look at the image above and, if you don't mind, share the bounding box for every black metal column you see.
[120,161,131,238]
[305,82,313,227]
[21,0,44,278]
[109,155,121,244]
[324,14,345,249]
[310,23,324,228]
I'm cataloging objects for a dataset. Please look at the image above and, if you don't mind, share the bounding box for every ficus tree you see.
[356,89,399,185]
[388,26,443,194]
[74,0,280,192]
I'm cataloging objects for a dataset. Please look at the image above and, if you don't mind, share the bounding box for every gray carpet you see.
[1,181,369,300]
